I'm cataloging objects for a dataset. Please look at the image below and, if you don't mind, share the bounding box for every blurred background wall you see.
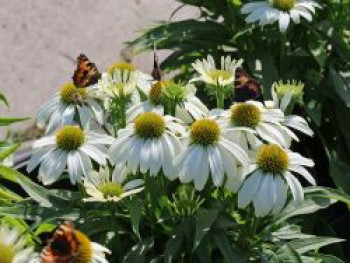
[0,0,196,134]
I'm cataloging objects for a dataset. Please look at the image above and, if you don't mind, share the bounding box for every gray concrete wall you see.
[0,0,197,134]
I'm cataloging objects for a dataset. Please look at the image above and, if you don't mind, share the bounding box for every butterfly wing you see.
[40,222,79,263]
[233,68,264,103]
[72,54,100,88]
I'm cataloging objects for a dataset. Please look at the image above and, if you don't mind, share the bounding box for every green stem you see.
[119,99,126,129]
[170,99,177,116]
[110,98,119,137]
[216,87,225,109]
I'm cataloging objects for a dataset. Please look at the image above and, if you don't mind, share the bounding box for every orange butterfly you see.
[72,54,100,88]
[40,221,79,263]
[234,67,264,104]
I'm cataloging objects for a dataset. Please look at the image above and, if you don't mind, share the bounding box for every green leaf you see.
[34,223,56,236]
[0,202,80,221]
[212,231,246,263]
[330,67,350,107]
[0,91,9,108]
[193,209,218,249]
[0,142,21,161]
[329,157,350,194]
[272,225,314,240]
[196,234,211,263]
[317,254,345,263]
[259,52,279,98]
[306,99,322,127]
[287,237,344,254]
[0,185,22,201]
[308,37,327,68]
[275,189,335,223]
[0,165,54,207]
[129,198,142,239]
[304,186,350,206]
[123,237,154,263]
[281,244,303,263]
[164,221,189,263]
[0,117,30,126]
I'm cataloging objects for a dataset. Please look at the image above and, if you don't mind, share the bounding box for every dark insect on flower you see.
[151,43,162,81]
[72,54,100,88]
[233,67,264,104]
[40,221,79,263]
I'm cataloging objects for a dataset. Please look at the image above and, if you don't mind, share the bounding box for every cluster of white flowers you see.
[28,54,316,221]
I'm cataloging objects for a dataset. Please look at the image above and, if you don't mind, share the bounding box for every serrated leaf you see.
[288,237,344,254]
[164,221,189,263]
[123,237,154,263]
[194,209,218,249]
[275,190,334,223]
[282,244,303,263]
[330,68,350,107]
[304,186,350,206]
[317,254,345,263]
[212,231,246,263]
[129,198,142,239]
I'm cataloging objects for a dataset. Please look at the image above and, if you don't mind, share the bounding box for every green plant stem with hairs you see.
[216,86,225,109]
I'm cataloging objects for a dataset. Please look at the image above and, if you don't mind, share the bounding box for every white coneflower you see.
[268,81,314,138]
[27,126,113,185]
[0,224,37,263]
[177,118,249,191]
[217,101,295,150]
[238,144,315,217]
[36,82,104,134]
[97,62,152,100]
[39,222,110,263]
[83,166,144,202]
[126,80,209,124]
[241,0,321,33]
[109,112,185,180]
[191,55,243,87]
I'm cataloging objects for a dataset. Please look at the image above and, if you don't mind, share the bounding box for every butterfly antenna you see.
[152,42,162,81]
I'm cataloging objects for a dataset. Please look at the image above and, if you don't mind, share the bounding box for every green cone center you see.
[190,119,220,145]
[59,83,86,104]
[231,103,262,128]
[208,69,232,82]
[99,182,124,198]
[0,244,14,263]
[134,112,166,139]
[56,126,85,151]
[271,0,295,11]
[257,144,289,174]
